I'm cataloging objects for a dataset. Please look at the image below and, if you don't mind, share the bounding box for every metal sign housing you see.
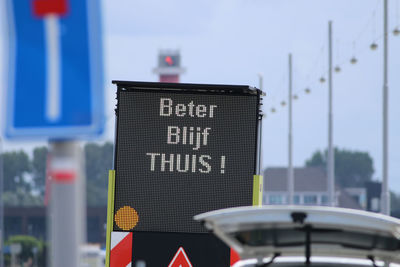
[108,81,263,267]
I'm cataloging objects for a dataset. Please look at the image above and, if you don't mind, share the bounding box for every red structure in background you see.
[160,75,179,83]
[153,50,185,83]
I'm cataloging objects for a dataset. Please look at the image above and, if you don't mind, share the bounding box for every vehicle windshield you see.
[232,226,400,251]
[239,264,376,267]
[235,257,400,267]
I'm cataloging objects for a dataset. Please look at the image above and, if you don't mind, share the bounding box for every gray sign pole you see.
[48,141,86,267]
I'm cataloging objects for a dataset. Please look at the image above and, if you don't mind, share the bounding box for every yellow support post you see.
[253,175,263,206]
[105,170,116,267]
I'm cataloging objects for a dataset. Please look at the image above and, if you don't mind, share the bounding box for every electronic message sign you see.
[107,81,263,267]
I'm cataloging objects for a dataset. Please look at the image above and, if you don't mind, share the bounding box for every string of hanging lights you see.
[394,0,400,35]
[264,0,399,117]
[263,45,325,115]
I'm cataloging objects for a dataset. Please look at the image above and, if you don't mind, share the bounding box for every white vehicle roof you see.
[194,206,400,265]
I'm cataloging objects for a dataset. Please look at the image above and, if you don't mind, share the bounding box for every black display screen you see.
[114,85,260,233]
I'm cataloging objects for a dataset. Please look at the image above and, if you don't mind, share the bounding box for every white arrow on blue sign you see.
[4,0,104,139]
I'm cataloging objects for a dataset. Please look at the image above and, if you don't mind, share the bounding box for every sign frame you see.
[107,80,264,267]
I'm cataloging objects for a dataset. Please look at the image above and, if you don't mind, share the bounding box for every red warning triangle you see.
[168,247,193,267]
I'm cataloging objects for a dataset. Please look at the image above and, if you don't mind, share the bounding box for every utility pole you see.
[328,21,335,207]
[288,54,294,205]
[381,0,390,215]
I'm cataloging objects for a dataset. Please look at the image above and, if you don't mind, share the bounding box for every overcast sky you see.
[1,0,400,192]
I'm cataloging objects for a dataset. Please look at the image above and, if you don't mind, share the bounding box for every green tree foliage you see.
[85,142,113,206]
[1,142,113,207]
[1,151,42,205]
[305,150,324,167]
[3,150,31,192]
[305,148,374,188]
[5,235,46,267]
[2,189,42,206]
[32,146,48,195]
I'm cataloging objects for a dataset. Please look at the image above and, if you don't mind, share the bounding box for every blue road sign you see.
[4,0,104,139]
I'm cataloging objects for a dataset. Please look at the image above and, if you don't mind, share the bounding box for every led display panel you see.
[113,82,262,233]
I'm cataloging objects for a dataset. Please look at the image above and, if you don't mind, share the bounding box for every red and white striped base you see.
[110,232,133,267]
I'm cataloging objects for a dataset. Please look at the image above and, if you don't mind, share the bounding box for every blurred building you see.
[263,167,365,210]
[153,50,185,83]
[365,181,382,212]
